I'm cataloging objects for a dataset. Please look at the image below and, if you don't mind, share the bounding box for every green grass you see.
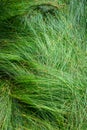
[0,0,87,130]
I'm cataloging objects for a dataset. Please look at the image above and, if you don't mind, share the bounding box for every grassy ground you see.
[0,0,87,130]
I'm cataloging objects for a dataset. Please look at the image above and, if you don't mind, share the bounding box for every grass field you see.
[0,0,87,130]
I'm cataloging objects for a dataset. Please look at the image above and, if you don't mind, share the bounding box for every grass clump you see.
[0,0,87,130]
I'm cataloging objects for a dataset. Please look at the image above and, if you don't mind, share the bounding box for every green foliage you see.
[0,0,87,130]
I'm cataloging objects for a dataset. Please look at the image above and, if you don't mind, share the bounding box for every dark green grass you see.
[0,0,87,130]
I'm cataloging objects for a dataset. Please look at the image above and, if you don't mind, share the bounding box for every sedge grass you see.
[0,0,87,130]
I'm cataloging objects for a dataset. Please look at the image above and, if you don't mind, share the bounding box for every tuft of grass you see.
[0,0,87,130]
